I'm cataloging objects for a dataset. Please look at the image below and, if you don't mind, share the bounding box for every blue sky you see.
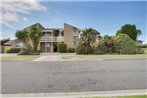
[1,1,146,42]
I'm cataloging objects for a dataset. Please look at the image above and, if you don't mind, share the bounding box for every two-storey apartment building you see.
[23,23,80,53]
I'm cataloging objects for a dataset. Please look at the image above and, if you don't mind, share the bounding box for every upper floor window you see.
[43,32,50,37]
[73,32,78,36]
[61,31,64,36]
[54,30,60,36]
[16,42,23,47]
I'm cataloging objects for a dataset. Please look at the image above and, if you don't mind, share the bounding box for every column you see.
[51,42,53,52]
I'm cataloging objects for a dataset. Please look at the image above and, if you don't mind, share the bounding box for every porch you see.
[40,42,58,53]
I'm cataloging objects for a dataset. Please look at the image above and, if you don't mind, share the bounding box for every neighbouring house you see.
[0,39,22,53]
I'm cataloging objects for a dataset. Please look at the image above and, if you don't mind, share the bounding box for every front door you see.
[41,42,50,53]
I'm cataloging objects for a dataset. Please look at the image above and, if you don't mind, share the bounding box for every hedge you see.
[94,47,105,54]
[6,48,21,53]
[57,42,67,53]
[76,42,94,54]
[95,39,116,54]
[18,48,40,55]
[67,47,75,53]
[137,45,147,48]
[94,42,106,54]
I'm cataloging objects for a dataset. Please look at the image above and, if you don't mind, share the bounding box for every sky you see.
[0,0,146,43]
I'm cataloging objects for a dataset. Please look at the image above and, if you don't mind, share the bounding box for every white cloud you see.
[0,12,19,27]
[23,17,28,22]
[0,0,47,27]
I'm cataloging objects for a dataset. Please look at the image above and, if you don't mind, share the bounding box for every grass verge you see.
[62,54,147,60]
[0,55,39,61]
[79,95,147,98]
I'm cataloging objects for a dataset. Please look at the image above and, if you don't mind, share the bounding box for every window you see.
[73,32,78,36]
[61,31,64,36]
[73,36,78,43]
[73,42,77,47]
[16,43,20,47]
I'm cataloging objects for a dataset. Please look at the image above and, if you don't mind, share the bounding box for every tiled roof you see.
[3,40,12,46]
[23,23,45,31]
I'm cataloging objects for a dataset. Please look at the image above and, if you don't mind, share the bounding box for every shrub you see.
[76,42,94,54]
[94,47,105,54]
[94,37,116,54]
[67,47,75,53]
[36,49,41,53]
[6,48,21,53]
[57,42,67,53]
[137,44,147,48]
[18,48,40,55]
[6,49,11,53]
[136,48,144,54]
[94,41,107,54]
[18,48,33,55]
[113,34,137,54]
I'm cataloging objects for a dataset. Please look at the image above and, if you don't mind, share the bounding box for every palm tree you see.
[103,35,115,53]
[29,27,42,52]
[80,28,98,47]
[76,28,99,54]
[15,30,30,48]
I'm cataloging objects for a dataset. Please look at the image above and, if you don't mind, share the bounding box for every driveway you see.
[34,53,76,61]
[33,55,62,61]
[1,60,147,94]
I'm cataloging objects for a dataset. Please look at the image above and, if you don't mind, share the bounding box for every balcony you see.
[40,36,64,42]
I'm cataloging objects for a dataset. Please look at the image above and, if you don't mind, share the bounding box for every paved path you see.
[34,53,76,61]
[1,60,147,94]
[33,55,62,61]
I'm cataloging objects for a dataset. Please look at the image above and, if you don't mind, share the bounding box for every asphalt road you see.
[1,60,147,94]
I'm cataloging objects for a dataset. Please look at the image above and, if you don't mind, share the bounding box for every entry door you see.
[41,42,51,53]
[41,43,45,52]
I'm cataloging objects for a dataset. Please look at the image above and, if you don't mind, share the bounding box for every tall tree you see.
[80,28,99,47]
[102,35,115,53]
[15,30,30,48]
[116,24,141,41]
[29,27,42,52]
[76,28,99,54]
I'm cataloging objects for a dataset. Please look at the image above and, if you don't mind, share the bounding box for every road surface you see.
[1,60,147,94]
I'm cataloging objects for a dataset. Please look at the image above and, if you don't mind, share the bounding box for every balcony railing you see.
[40,36,64,42]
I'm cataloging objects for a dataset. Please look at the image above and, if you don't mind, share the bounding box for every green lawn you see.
[1,55,39,61]
[79,95,147,98]
[62,54,147,60]
[118,95,147,98]
[63,48,147,60]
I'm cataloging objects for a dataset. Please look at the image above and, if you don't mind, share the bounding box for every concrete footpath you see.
[1,89,147,98]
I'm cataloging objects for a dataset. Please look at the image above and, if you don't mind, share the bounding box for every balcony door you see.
[43,32,51,41]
